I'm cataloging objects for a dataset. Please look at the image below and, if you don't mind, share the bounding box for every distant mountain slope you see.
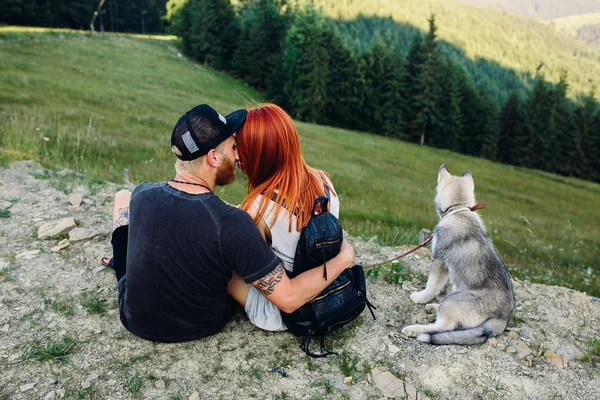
[550,12,600,50]
[314,0,600,98]
[457,0,600,20]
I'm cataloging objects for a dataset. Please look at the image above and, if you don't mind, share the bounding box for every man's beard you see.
[215,156,237,186]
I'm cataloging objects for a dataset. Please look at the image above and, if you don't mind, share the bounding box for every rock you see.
[188,392,200,400]
[388,343,400,356]
[20,383,35,392]
[371,367,406,398]
[515,342,532,360]
[86,373,99,381]
[83,198,94,205]
[93,266,106,274]
[51,239,70,252]
[544,351,568,368]
[44,391,56,400]
[488,338,498,345]
[81,381,91,390]
[107,380,117,385]
[154,380,166,389]
[344,376,353,384]
[405,381,418,400]
[68,228,97,242]
[68,194,83,207]
[16,249,40,258]
[38,218,76,239]
[0,324,8,332]
[506,346,517,354]
[48,321,57,329]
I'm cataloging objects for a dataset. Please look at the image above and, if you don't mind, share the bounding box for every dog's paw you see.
[401,325,420,337]
[425,303,439,313]
[416,333,431,343]
[410,290,433,304]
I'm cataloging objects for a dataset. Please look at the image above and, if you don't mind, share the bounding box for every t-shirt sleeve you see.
[220,208,281,283]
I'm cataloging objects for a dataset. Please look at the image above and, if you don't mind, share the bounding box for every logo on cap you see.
[217,113,226,124]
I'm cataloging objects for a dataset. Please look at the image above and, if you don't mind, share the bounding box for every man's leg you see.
[227,271,286,331]
[110,190,131,282]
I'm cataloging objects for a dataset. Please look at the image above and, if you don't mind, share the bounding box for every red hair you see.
[238,104,334,231]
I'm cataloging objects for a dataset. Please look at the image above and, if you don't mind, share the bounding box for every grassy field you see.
[0,29,599,296]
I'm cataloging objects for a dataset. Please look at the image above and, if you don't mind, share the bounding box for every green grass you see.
[0,30,599,295]
[44,297,75,317]
[123,371,144,393]
[22,334,77,363]
[581,336,600,365]
[81,295,107,316]
[0,208,10,218]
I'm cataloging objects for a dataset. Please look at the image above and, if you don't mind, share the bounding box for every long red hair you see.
[237,104,334,231]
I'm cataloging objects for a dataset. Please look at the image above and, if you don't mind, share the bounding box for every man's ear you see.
[438,164,451,184]
[205,149,219,168]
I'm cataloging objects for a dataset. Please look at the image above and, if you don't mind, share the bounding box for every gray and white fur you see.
[401,165,515,345]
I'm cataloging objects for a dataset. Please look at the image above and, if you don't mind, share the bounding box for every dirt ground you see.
[1,160,598,400]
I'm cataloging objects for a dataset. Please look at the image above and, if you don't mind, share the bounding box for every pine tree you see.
[403,34,427,143]
[459,76,485,156]
[324,27,366,130]
[407,15,443,146]
[479,90,501,161]
[553,72,577,176]
[498,91,525,165]
[433,61,463,151]
[173,0,240,71]
[578,90,600,182]
[523,77,554,170]
[233,0,288,91]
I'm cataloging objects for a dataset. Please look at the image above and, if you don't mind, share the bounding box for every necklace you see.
[170,179,213,193]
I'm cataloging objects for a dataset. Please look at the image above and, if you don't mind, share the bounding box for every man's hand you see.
[252,241,356,313]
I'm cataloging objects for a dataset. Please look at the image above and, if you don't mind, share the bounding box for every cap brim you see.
[225,109,248,135]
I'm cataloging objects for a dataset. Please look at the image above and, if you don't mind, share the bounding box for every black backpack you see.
[281,186,376,358]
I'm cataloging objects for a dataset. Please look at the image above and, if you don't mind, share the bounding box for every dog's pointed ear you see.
[438,164,451,184]
[462,170,472,177]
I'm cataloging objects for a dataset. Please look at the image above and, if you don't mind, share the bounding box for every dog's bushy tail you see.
[416,319,507,345]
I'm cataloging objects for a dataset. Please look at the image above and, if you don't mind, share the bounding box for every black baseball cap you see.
[171,104,247,161]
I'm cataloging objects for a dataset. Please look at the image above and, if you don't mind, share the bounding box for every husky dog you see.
[401,165,515,345]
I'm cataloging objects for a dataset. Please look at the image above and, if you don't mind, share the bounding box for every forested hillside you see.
[457,0,600,19]
[169,0,600,183]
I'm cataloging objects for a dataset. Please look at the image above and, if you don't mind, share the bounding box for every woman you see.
[238,103,340,272]
[226,103,340,330]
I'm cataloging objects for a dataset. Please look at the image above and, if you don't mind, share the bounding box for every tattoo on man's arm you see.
[113,207,129,231]
[255,265,284,296]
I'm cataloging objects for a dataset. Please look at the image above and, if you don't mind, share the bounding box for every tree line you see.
[171,0,599,182]
[0,0,167,33]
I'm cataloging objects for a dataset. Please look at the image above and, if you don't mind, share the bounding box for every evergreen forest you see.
[171,0,600,182]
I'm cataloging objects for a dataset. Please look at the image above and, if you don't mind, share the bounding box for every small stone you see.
[68,228,97,243]
[48,321,57,329]
[83,199,94,205]
[38,218,76,239]
[388,343,400,355]
[51,239,71,252]
[344,376,353,384]
[68,194,83,207]
[544,351,568,368]
[506,346,517,354]
[81,381,91,390]
[107,379,117,385]
[188,392,200,400]
[405,382,418,400]
[371,367,406,398]
[154,380,166,389]
[93,266,106,274]
[488,338,498,345]
[87,373,99,381]
[16,249,40,258]
[20,383,35,392]
[44,391,56,400]
[515,342,532,360]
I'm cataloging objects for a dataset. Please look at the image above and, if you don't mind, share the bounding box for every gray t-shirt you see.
[121,182,279,342]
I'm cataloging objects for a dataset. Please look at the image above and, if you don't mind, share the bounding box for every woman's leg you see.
[110,190,131,282]
[227,271,286,331]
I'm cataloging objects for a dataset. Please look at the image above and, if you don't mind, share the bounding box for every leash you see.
[362,203,486,270]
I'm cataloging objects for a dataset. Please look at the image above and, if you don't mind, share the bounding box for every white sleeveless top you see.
[254,179,340,273]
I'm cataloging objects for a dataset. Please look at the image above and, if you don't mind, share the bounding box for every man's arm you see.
[251,240,355,313]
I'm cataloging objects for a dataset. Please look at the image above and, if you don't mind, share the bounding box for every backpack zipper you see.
[315,240,340,248]
[312,280,351,301]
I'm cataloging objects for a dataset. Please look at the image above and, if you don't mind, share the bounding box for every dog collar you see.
[441,203,486,220]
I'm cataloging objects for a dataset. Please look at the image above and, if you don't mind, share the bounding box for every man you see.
[107,104,355,342]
